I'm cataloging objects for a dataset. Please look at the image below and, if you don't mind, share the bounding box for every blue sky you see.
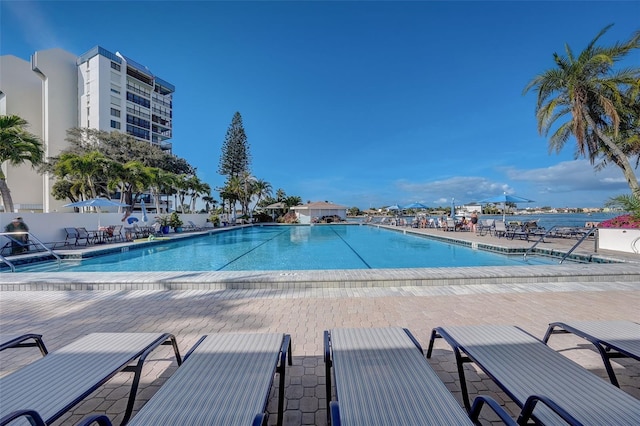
[2,1,639,210]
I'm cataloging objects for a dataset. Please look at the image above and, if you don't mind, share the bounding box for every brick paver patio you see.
[1,282,638,425]
[1,225,639,425]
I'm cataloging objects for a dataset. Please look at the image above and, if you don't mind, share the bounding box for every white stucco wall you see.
[598,228,640,254]
[32,48,79,213]
[0,55,43,211]
[0,212,210,244]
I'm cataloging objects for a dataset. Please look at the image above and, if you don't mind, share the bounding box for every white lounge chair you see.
[0,332,182,425]
[74,333,292,426]
[324,327,562,426]
[543,320,640,387]
[428,324,640,425]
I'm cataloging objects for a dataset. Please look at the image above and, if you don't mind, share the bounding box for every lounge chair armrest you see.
[76,414,113,426]
[469,395,517,425]
[518,394,584,426]
[329,401,342,426]
[280,334,293,367]
[402,327,424,354]
[324,330,331,365]
[0,409,47,426]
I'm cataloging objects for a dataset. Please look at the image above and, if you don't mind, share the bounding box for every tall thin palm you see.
[0,115,44,212]
[523,25,640,196]
[252,179,273,214]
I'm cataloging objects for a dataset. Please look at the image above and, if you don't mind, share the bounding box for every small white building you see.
[291,201,347,224]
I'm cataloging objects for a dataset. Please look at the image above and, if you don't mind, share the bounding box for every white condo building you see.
[0,46,174,213]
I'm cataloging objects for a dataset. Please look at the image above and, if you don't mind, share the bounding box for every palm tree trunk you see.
[0,178,15,213]
[585,114,640,197]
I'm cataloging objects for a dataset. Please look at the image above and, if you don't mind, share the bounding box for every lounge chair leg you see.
[543,325,621,387]
[119,334,182,425]
[276,335,292,426]
[324,331,333,423]
[426,328,440,358]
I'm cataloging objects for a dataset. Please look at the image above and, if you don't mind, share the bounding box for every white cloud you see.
[4,1,62,52]
[504,160,631,192]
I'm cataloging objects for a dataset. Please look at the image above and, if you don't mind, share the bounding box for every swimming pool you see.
[14,224,568,273]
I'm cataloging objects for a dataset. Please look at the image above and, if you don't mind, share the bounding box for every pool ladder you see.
[524,226,598,264]
[0,231,62,272]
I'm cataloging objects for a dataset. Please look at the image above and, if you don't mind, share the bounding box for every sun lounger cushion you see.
[326,327,474,425]
[127,333,290,426]
[0,332,180,425]
[431,325,640,425]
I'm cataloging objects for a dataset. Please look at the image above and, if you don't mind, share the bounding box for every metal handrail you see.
[0,253,16,272]
[0,231,62,271]
[523,226,558,260]
[559,228,598,264]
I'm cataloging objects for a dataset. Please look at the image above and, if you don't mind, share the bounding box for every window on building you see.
[111,62,121,71]
[111,88,120,94]
[111,108,121,117]
[111,120,121,129]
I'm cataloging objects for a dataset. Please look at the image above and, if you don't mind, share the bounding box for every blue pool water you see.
[17,225,567,272]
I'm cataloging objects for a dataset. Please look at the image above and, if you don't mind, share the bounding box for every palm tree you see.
[523,25,640,197]
[187,176,210,213]
[53,151,112,203]
[252,179,272,214]
[0,115,45,212]
[147,168,176,213]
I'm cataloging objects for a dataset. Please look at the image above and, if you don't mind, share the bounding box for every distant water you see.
[352,212,620,229]
[476,212,618,229]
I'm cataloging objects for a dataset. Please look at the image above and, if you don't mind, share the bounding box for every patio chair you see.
[543,320,640,387]
[323,327,563,426]
[0,332,182,426]
[427,324,640,425]
[506,224,530,241]
[186,220,203,231]
[115,333,291,426]
[64,227,88,246]
[444,218,456,231]
[493,221,508,238]
[477,219,495,236]
[132,223,150,238]
[107,225,124,243]
[0,333,48,356]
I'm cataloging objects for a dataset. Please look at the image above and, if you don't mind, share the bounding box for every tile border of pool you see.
[2,262,640,291]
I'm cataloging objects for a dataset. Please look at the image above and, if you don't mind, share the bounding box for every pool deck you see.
[1,224,639,425]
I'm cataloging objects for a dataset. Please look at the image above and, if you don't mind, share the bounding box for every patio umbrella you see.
[64,197,129,227]
[402,202,428,210]
[387,204,401,211]
[478,192,534,222]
